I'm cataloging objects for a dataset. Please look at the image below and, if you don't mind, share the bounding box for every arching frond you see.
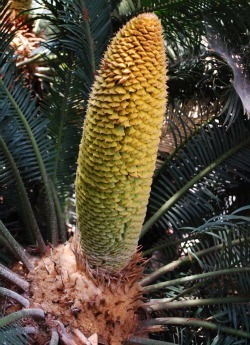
[141,209,250,344]
[118,0,250,126]
[0,323,29,345]
[38,0,115,203]
[142,113,250,244]
[0,0,15,51]
[0,5,62,244]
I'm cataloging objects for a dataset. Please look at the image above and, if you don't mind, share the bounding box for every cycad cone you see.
[76,13,167,273]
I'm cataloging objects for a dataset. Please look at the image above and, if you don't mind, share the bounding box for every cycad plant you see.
[0,0,250,344]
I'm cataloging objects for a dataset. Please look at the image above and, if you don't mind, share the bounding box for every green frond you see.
[0,220,34,270]
[203,2,250,123]
[0,287,29,308]
[0,49,58,243]
[210,335,246,345]
[126,337,176,345]
[0,0,15,51]
[0,308,44,345]
[42,61,84,203]
[0,2,66,243]
[38,0,115,203]
[157,98,221,170]
[118,0,250,127]
[0,309,45,329]
[140,317,250,344]
[0,130,47,251]
[41,0,114,91]
[141,208,250,344]
[0,323,29,345]
[142,113,250,242]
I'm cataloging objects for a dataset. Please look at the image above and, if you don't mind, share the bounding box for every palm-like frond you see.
[0,307,44,345]
[141,112,250,248]
[157,97,221,169]
[0,0,15,51]
[0,52,56,243]
[41,60,84,202]
[118,0,250,125]
[41,0,114,89]
[37,0,115,202]
[0,50,52,176]
[0,3,62,244]
[0,323,29,345]
[141,210,250,344]
[118,0,215,61]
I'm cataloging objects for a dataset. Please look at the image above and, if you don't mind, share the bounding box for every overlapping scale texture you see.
[76,13,167,273]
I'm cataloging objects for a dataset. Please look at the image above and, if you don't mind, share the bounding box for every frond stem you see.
[52,67,72,183]
[143,266,250,293]
[140,317,250,339]
[16,52,45,68]
[49,330,59,345]
[126,337,177,345]
[143,296,250,312]
[0,78,58,245]
[0,220,34,271]
[50,179,67,242]
[81,1,96,77]
[0,262,29,291]
[0,135,47,255]
[0,287,30,307]
[0,308,45,328]
[141,237,250,286]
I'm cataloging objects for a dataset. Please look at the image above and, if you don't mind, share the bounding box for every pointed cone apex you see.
[76,13,168,273]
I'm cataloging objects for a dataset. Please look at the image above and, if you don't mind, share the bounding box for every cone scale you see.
[76,13,167,273]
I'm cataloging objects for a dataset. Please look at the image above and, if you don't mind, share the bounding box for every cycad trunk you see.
[28,13,167,344]
[76,13,167,273]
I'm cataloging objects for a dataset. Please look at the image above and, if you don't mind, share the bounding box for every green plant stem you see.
[0,135,33,243]
[0,287,29,308]
[0,235,22,263]
[141,237,250,286]
[22,326,37,335]
[53,68,72,184]
[0,308,45,328]
[0,263,29,291]
[0,79,59,245]
[143,266,250,293]
[50,180,67,243]
[140,317,250,339]
[49,330,59,345]
[0,136,47,255]
[126,337,177,345]
[143,296,250,312]
[81,1,96,78]
[140,136,250,238]
[0,222,31,270]
[167,278,211,302]
[49,64,72,243]
[145,279,212,306]
[16,53,45,68]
